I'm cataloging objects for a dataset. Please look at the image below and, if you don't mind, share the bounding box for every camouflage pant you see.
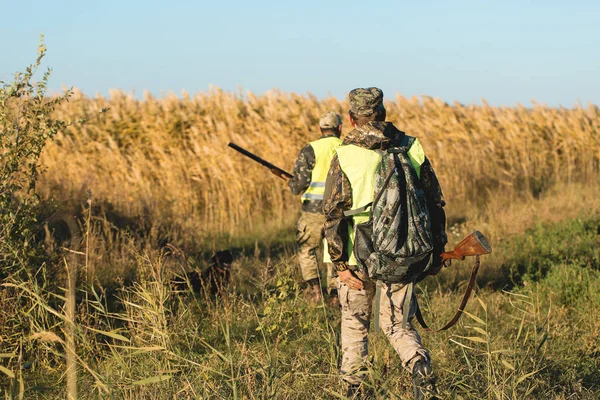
[296,211,338,292]
[339,274,430,384]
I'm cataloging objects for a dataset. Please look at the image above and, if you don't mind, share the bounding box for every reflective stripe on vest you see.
[301,136,343,202]
[336,137,426,265]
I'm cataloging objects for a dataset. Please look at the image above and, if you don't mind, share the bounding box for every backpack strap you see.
[342,138,416,218]
[343,203,372,217]
[387,135,415,154]
[373,280,382,333]
[414,255,482,332]
[402,280,415,329]
[342,151,397,218]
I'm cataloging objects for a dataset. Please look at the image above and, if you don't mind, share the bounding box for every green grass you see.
[501,217,600,284]
[1,215,599,399]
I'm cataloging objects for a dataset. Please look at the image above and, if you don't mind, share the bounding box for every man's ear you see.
[348,112,357,128]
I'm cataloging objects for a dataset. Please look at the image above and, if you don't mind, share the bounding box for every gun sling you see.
[413,255,481,332]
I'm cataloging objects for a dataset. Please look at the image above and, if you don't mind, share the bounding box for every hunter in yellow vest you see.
[288,112,343,304]
[323,88,447,399]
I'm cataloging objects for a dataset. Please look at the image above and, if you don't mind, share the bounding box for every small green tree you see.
[0,36,72,277]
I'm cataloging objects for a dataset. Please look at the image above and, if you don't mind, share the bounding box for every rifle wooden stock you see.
[228,142,293,180]
[441,230,492,261]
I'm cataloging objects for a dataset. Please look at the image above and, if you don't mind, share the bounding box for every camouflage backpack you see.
[348,136,435,283]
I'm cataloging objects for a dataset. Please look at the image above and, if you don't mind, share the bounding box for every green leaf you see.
[516,369,540,385]
[132,375,172,386]
[449,338,475,351]
[475,295,487,312]
[463,311,485,325]
[501,359,515,371]
[536,331,548,353]
[85,326,130,343]
[455,335,487,344]
[130,346,167,355]
[516,313,526,342]
[0,365,15,378]
[108,345,165,353]
[467,326,488,336]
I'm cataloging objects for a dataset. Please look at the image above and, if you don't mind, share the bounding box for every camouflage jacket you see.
[288,133,339,214]
[322,121,447,270]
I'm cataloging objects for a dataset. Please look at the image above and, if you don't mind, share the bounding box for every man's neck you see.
[320,133,340,139]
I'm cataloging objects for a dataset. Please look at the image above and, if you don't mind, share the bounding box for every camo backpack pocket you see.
[350,138,434,283]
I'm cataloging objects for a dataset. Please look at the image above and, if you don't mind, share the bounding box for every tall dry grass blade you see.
[65,258,77,400]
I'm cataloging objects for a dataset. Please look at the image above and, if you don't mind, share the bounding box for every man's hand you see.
[338,269,364,290]
[270,168,290,181]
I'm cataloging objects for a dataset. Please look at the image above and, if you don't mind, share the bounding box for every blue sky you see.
[1,0,599,106]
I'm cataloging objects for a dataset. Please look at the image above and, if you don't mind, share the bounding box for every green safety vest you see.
[336,137,426,266]
[301,136,343,202]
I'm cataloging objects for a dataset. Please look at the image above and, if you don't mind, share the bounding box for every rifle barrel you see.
[228,142,293,178]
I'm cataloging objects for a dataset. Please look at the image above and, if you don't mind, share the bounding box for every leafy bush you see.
[0,37,71,278]
[502,217,600,284]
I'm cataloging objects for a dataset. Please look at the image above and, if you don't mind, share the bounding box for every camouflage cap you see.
[319,111,343,129]
[349,87,385,117]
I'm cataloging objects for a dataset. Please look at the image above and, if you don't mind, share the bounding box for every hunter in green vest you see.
[288,111,343,304]
[323,88,447,400]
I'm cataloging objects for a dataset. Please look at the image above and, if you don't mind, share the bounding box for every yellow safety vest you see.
[301,136,343,202]
[335,138,426,266]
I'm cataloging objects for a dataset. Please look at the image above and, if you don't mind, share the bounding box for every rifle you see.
[415,231,492,332]
[441,231,492,262]
[228,142,293,181]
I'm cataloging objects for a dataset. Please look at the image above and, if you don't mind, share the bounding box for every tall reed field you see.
[39,89,600,251]
[2,48,600,398]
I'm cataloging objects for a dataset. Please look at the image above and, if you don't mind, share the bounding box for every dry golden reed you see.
[39,88,600,248]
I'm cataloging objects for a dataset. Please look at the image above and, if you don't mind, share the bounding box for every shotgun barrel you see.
[228,142,293,179]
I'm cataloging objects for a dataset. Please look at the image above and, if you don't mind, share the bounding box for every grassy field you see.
[1,201,599,399]
[1,85,600,399]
